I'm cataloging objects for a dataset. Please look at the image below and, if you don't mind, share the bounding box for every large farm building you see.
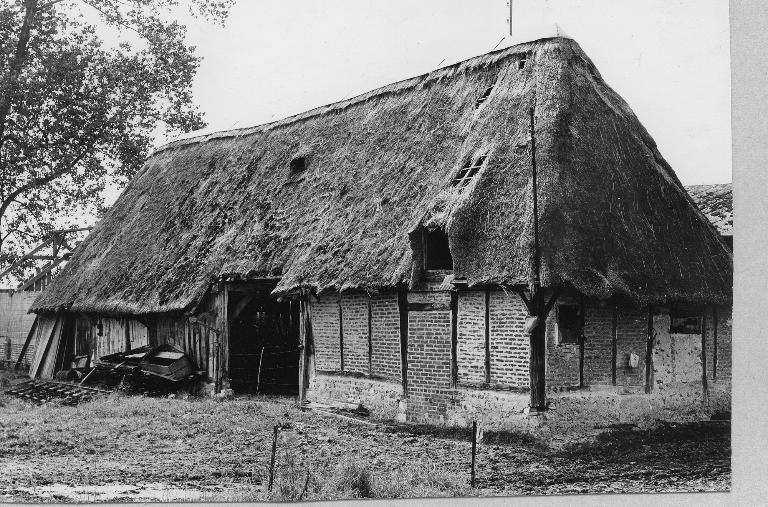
[26,37,732,431]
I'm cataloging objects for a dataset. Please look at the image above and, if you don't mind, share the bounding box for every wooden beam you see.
[367,296,373,377]
[645,306,654,394]
[17,256,66,291]
[338,293,344,372]
[298,295,307,403]
[701,307,709,402]
[0,238,53,280]
[484,289,491,384]
[398,289,408,396]
[516,290,532,314]
[611,302,618,386]
[15,316,38,370]
[451,291,458,387]
[712,306,718,379]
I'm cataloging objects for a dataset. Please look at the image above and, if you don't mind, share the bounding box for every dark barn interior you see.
[228,291,300,395]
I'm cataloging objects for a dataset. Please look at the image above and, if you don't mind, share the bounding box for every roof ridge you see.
[152,37,571,156]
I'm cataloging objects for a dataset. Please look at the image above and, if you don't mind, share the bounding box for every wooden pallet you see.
[4,379,112,404]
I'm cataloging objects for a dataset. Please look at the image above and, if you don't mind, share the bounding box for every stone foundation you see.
[309,371,728,434]
[308,373,404,421]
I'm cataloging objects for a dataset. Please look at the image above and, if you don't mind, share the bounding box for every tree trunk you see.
[0,0,39,145]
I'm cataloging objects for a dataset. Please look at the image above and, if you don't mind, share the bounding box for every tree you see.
[0,0,233,284]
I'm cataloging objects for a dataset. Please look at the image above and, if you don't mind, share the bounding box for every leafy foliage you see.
[0,0,232,284]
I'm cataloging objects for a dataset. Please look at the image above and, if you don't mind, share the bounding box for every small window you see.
[424,229,453,271]
[556,304,581,344]
[285,156,308,184]
[290,157,306,174]
[475,86,494,108]
[451,155,488,192]
[518,59,526,69]
[670,311,702,334]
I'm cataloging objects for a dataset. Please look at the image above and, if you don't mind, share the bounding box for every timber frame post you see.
[517,287,560,412]
[298,290,308,403]
[519,104,560,412]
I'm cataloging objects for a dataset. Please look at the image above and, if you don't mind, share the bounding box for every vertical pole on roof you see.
[528,106,547,412]
[508,0,514,36]
[712,306,718,380]
[530,107,540,293]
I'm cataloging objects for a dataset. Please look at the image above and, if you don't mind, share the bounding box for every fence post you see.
[268,424,279,492]
[471,420,477,488]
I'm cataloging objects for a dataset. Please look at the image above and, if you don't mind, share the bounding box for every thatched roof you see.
[32,37,732,315]
[685,184,732,236]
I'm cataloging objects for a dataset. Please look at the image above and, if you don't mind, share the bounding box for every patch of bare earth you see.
[0,372,729,501]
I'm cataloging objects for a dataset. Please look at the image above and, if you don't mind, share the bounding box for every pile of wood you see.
[4,379,111,404]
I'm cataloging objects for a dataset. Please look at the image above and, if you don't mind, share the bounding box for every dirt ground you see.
[0,373,730,502]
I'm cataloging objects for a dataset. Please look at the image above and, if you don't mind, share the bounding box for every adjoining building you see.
[26,37,732,431]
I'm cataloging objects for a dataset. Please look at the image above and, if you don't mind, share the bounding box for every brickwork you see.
[0,292,39,365]
[341,293,369,375]
[370,293,401,381]
[583,300,613,385]
[311,295,341,371]
[545,306,580,388]
[488,290,528,387]
[616,303,647,387]
[456,291,485,383]
[406,307,453,423]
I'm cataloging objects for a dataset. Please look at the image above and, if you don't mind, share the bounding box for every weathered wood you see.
[484,290,491,384]
[529,295,547,410]
[268,424,279,492]
[367,296,373,377]
[451,291,458,387]
[645,306,654,394]
[471,420,477,488]
[398,289,408,396]
[338,293,344,372]
[712,306,718,379]
[701,307,709,401]
[611,302,618,386]
[15,315,37,370]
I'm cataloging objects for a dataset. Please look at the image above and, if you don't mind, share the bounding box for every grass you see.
[0,368,730,501]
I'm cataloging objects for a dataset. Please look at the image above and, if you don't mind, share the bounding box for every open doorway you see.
[228,292,300,395]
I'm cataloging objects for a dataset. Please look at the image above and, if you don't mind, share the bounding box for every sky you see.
[157,0,731,188]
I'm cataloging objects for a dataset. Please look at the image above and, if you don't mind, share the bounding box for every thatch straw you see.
[685,184,732,237]
[31,37,732,315]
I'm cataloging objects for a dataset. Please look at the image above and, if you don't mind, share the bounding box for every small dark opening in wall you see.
[475,86,494,108]
[518,59,526,69]
[670,307,702,334]
[290,157,306,174]
[424,229,453,271]
[557,304,581,344]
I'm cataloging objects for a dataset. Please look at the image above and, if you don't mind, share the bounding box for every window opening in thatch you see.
[451,155,488,192]
[475,86,494,108]
[518,59,526,69]
[556,304,581,345]
[424,228,453,271]
[285,156,308,184]
[290,157,306,174]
